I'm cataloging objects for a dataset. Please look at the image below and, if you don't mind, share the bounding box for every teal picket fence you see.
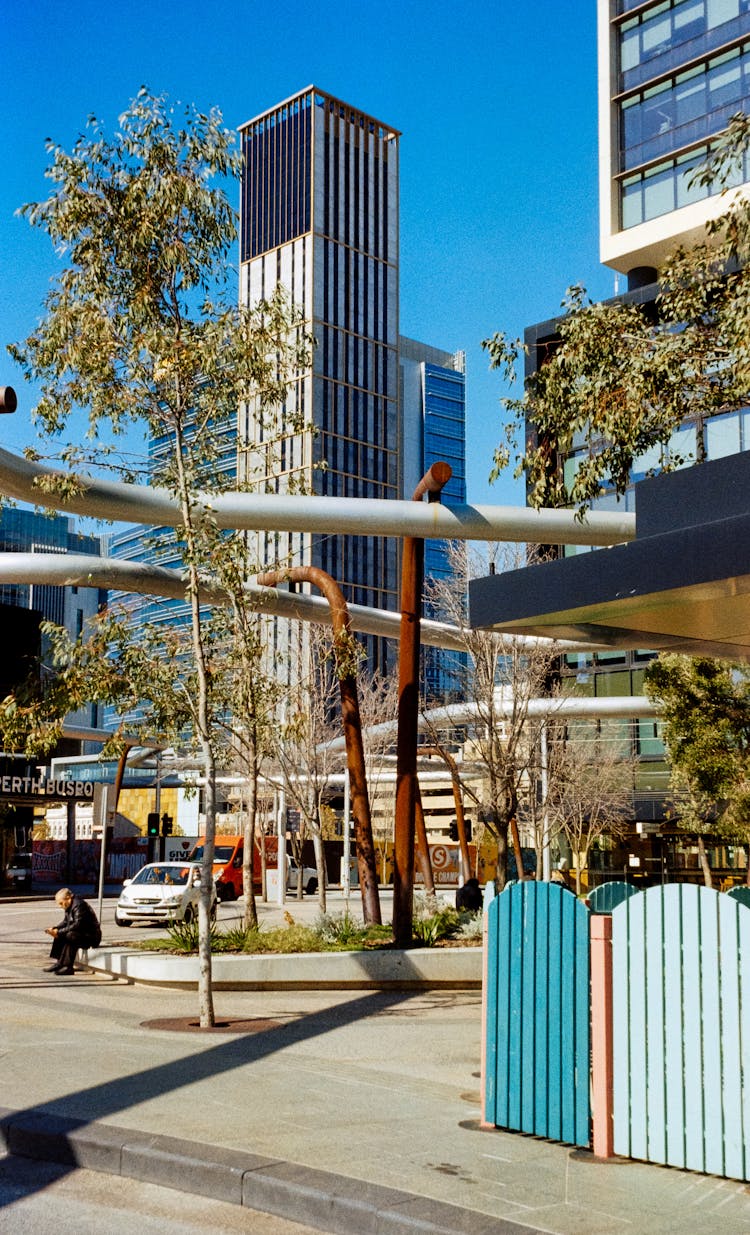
[484,881,590,1145]
[587,880,638,915]
[612,884,750,1179]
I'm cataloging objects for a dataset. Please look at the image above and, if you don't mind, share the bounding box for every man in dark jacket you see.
[44,888,101,975]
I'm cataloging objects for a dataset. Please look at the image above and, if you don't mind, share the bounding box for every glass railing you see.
[621,15,750,91]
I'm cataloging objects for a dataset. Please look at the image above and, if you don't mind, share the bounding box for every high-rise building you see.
[598,0,750,284]
[238,87,402,677]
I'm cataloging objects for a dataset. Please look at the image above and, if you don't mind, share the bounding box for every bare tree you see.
[424,542,560,889]
[545,722,634,896]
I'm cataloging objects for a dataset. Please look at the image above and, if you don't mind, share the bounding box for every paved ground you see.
[2,890,750,1234]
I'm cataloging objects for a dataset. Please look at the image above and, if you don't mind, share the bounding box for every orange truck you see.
[188,834,278,901]
[188,833,321,900]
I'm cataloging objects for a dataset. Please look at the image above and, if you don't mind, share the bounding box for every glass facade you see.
[611,0,750,229]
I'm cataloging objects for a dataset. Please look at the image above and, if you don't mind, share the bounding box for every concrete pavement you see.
[2,895,750,1234]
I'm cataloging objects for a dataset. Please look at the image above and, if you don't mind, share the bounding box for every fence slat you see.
[645,888,666,1164]
[680,887,705,1173]
[663,886,686,1169]
[533,881,550,1136]
[701,893,724,1176]
[719,894,743,1180]
[521,885,537,1133]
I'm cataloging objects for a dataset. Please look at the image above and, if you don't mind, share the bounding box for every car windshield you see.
[131,865,189,887]
[190,845,234,863]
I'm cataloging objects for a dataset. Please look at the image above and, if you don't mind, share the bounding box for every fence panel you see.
[587,881,638,914]
[484,882,590,1146]
[612,884,750,1179]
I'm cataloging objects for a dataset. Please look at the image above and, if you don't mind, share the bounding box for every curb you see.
[0,1106,543,1235]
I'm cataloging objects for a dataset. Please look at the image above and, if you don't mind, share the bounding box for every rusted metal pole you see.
[418,744,471,884]
[257,566,381,925]
[414,782,436,900]
[392,462,452,948]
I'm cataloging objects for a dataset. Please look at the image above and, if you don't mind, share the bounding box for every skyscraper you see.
[238,88,401,676]
[599,0,750,284]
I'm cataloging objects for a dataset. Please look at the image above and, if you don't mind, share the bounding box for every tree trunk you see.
[242,760,258,929]
[509,816,526,882]
[697,834,713,888]
[414,785,437,910]
[313,824,327,914]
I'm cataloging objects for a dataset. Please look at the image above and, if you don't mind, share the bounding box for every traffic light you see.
[147,813,160,837]
[161,813,173,836]
[448,820,459,842]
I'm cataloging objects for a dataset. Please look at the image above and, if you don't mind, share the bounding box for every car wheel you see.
[305,878,318,895]
[183,905,194,925]
[222,883,236,902]
[115,912,132,927]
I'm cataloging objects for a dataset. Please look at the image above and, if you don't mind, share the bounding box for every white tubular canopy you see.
[0,553,607,654]
[0,446,636,546]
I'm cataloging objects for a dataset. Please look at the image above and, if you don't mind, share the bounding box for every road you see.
[0,885,373,958]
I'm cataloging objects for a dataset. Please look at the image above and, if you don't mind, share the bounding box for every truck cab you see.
[188,835,244,901]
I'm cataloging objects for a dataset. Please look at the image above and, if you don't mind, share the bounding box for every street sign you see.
[286,808,301,834]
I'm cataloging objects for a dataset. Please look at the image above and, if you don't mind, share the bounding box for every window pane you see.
[705,411,741,458]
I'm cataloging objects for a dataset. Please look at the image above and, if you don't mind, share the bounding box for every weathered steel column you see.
[392,462,452,948]
[257,566,381,925]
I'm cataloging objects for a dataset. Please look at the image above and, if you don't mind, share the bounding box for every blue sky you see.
[2,0,615,512]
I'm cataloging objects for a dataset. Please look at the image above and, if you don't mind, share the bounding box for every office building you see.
[599,0,750,283]
[239,87,401,679]
[510,3,750,885]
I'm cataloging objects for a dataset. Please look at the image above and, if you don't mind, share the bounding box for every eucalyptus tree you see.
[645,655,750,886]
[8,89,308,1025]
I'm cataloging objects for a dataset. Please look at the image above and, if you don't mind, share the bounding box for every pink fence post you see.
[480,908,491,1126]
[590,913,614,1158]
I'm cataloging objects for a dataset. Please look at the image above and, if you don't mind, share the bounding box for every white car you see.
[286,858,319,895]
[115,861,217,927]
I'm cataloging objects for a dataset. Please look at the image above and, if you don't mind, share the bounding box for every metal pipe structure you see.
[324,693,658,755]
[0,444,636,545]
[0,552,612,655]
[393,462,452,948]
[257,566,382,926]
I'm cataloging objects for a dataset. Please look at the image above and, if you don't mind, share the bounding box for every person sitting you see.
[455,877,483,912]
[44,888,101,976]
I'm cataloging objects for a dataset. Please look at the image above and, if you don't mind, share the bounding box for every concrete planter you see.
[87,945,482,990]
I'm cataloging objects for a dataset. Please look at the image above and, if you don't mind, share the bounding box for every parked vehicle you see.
[187,834,320,899]
[5,852,32,890]
[188,835,247,901]
[286,858,319,896]
[115,861,216,927]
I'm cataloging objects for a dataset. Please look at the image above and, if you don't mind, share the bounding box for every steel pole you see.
[392,463,452,948]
